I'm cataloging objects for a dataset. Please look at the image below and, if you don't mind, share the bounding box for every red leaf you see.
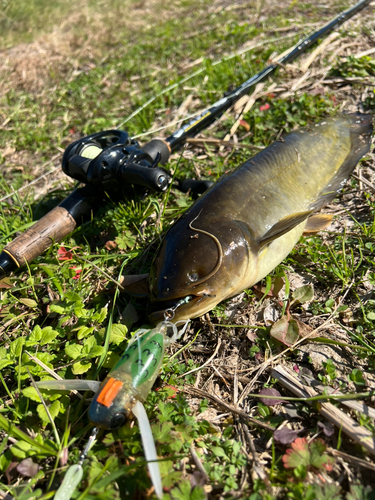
[105,240,118,251]
[282,437,309,469]
[260,103,270,111]
[164,385,178,399]
[282,437,334,472]
[291,437,308,452]
[156,385,178,399]
[57,247,73,261]
[69,266,82,280]
[239,119,250,131]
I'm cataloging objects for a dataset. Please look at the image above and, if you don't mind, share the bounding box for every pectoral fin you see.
[259,210,313,248]
[303,213,333,234]
[121,274,149,297]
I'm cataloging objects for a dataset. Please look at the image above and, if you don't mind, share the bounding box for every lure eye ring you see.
[110,412,127,429]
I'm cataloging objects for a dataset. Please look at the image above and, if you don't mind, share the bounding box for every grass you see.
[1,0,375,499]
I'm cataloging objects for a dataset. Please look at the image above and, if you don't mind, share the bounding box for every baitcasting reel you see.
[62,130,173,193]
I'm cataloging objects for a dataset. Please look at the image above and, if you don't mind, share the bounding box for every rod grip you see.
[3,207,77,267]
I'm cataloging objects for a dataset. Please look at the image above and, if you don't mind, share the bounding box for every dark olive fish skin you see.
[148,113,373,323]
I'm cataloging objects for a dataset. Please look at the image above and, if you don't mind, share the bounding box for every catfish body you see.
[148,113,372,323]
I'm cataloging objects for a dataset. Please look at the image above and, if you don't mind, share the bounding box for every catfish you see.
[143,112,372,322]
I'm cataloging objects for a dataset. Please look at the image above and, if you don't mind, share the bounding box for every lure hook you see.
[164,295,193,321]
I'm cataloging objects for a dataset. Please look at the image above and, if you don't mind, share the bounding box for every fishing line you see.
[54,427,99,500]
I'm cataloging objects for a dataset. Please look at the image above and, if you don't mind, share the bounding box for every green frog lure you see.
[37,301,191,499]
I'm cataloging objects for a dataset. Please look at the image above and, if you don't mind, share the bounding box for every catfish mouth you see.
[148,293,212,323]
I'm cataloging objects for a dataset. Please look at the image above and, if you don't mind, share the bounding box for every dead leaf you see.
[1,146,16,158]
[5,462,19,484]
[274,427,301,444]
[270,316,299,346]
[259,388,283,406]
[105,240,117,250]
[246,329,258,342]
[17,458,40,477]
[283,403,301,419]
[272,276,284,297]
[292,284,314,304]
[0,278,13,289]
[18,298,38,308]
[263,302,280,326]
[120,302,139,328]
[318,421,335,437]
[293,318,316,338]
[60,447,68,467]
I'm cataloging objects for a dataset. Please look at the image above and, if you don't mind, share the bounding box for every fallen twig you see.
[272,365,375,456]
[181,385,274,431]
[300,32,340,72]
[180,337,222,378]
[328,447,375,471]
[302,375,375,419]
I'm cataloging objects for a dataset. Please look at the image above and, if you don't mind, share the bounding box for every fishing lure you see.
[37,302,191,499]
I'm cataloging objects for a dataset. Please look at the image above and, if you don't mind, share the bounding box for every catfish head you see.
[148,208,259,323]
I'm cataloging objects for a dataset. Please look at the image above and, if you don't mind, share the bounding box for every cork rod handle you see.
[3,207,77,267]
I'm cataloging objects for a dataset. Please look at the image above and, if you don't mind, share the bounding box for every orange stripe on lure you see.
[96,377,123,407]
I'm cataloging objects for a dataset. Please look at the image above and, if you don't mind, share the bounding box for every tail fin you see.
[312,112,372,211]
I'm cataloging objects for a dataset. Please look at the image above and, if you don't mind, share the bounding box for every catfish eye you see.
[188,272,199,282]
[110,412,126,429]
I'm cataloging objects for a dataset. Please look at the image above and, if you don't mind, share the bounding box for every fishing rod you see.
[165,0,373,149]
[0,0,371,279]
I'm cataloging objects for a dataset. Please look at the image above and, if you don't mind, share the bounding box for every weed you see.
[331,55,375,78]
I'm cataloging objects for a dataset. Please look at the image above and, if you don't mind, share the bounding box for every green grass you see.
[1,0,375,499]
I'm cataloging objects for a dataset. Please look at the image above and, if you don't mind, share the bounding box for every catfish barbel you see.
[147,112,372,323]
